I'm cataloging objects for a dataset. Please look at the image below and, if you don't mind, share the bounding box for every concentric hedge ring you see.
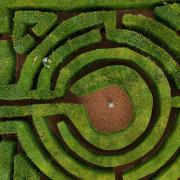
[0,2,179,180]
[70,65,153,150]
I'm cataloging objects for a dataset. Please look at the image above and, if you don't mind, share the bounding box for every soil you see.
[79,85,134,133]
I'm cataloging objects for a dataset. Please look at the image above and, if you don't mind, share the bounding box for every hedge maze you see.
[0,0,179,179]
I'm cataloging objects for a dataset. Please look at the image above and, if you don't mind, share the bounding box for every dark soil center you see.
[79,85,134,133]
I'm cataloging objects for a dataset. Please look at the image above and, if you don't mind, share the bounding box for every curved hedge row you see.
[122,14,180,58]
[0,11,179,99]
[0,9,11,34]
[69,65,152,150]
[13,11,57,54]
[154,152,180,179]
[33,115,114,179]
[0,141,16,180]
[13,153,40,180]
[123,112,180,179]
[0,2,179,179]
[0,11,109,100]
[107,29,180,89]
[0,121,71,179]
[155,3,180,30]
[17,11,110,89]
[0,0,175,11]
[54,48,171,168]
[172,96,180,108]
[37,30,101,90]
[0,41,15,86]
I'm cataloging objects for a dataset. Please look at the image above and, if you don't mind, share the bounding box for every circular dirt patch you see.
[79,85,134,133]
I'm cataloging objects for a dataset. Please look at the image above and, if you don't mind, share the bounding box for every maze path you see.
[0,1,179,179]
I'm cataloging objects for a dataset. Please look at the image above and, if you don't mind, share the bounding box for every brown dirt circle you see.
[78,85,134,133]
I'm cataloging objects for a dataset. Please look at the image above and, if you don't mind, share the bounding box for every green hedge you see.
[69,65,152,151]
[33,115,115,179]
[0,141,16,180]
[13,11,57,54]
[0,4,179,179]
[0,121,70,179]
[13,153,40,180]
[172,96,180,108]
[155,3,180,30]
[107,29,180,89]
[0,12,109,100]
[123,112,180,179]
[0,11,179,100]
[122,14,180,58]
[0,0,175,11]
[17,12,109,89]
[37,30,101,90]
[0,41,15,86]
[55,48,171,165]
[154,154,180,180]
[0,104,115,179]
[0,9,11,34]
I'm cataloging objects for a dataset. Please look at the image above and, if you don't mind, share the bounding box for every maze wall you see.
[0,0,179,179]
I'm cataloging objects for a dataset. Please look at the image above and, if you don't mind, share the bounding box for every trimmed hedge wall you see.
[0,41,15,86]
[155,3,180,30]
[13,11,57,54]
[13,153,40,180]
[122,14,180,58]
[0,141,16,180]
[0,1,179,179]
[0,0,175,11]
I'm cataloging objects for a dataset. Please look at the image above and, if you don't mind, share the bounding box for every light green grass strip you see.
[154,154,180,180]
[155,3,180,30]
[0,141,16,180]
[0,121,70,179]
[172,96,180,108]
[123,112,180,179]
[33,115,115,179]
[13,153,40,180]
[122,14,180,58]
[0,0,174,11]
